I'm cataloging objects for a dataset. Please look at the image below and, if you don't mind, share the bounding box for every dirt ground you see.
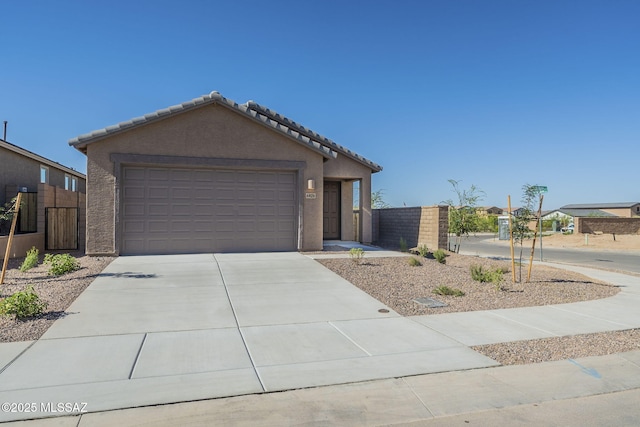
[495,232,640,251]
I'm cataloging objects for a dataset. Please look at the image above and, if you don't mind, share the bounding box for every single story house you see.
[560,203,640,218]
[0,138,86,256]
[479,206,503,216]
[542,209,615,229]
[69,91,382,256]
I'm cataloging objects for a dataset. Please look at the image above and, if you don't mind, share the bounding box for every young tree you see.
[444,179,485,253]
[371,189,391,209]
[511,184,537,282]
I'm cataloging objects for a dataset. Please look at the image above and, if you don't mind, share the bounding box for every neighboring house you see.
[560,203,640,218]
[69,91,382,256]
[479,206,503,216]
[0,138,86,256]
[542,208,615,230]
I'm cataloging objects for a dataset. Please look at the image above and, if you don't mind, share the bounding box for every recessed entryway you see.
[323,181,341,240]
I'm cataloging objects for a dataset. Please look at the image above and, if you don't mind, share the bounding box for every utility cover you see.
[413,297,447,308]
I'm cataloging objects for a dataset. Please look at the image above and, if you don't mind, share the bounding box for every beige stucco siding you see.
[85,104,325,255]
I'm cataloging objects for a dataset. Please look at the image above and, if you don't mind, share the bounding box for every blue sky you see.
[2,0,638,209]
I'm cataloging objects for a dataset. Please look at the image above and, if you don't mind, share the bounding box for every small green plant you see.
[417,244,429,258]
[348,247,365,264]
[433,285,465,297]
[43,253,80,276]
[408,257,422,267]
[470,264,504,290]
[399,237,408,252]
[0,286,47,320]
[433,249,447,264]
[19,247,39,272]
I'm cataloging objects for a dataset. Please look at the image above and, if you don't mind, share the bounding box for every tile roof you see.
[246,101,382,172]
[69,91,382,172]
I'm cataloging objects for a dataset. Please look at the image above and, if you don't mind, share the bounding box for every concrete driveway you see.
[0,252,495,422]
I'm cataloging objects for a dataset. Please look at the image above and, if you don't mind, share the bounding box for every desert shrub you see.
[470,264,504,289]
[408,257,422,267]
[19,247,39,272]
[417,244,429,258]
[349,248,365,264]
[433,285,465,297]
[43,253,80,276]
[399,237,408,253]
[0,286,47,320]
[433,249,447,264]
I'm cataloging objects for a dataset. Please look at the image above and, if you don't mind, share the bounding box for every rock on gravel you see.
[0,252,114,343]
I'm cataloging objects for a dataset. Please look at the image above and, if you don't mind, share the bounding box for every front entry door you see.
[323,181,341,240]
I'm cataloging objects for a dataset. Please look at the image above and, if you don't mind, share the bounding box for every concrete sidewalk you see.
[1,252,639,424]
[25,350,640,426]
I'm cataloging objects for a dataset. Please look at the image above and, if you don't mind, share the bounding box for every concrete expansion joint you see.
[129,333,148,379]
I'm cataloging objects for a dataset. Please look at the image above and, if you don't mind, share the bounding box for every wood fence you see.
[46,207,78,250]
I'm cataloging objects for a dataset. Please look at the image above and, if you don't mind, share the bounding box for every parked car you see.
[561,223,574,234]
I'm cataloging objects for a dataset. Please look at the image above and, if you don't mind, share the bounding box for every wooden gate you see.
[46,208,78,250]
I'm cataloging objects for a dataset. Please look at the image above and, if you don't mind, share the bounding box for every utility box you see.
[498,216,510,240]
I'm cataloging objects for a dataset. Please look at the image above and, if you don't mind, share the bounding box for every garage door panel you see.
[123,203,145,216]
[148,187,168,198]
[216,189,236,200]
[237,221,256,232]
[215,170,235,182]
[124,221,145,233]
[278,173,295,184]
[237,172,257,183]
[171,204,191,215]
[170,170,192,181]
[194,221,215,232]
[124,168,146,180]
[194,189,216,199]
[215,220,235,232]
[122,167,297,255]
[193,170,214,181]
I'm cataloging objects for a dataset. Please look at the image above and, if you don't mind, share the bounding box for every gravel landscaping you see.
[0,252,114,343]
[317,251,640,365]
[316,253,619,316]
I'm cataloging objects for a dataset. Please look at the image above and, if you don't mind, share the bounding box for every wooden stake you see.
[507,195,516,283]
[526,194,544,282]
[1,193,22,285]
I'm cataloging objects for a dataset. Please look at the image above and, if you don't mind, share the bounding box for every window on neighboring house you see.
[40,165,49,184]
[64,175,78,192]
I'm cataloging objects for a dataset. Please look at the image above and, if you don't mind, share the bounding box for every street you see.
[455,234,640,275]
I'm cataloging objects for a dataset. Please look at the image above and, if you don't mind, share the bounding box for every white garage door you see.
[121,166,297,255]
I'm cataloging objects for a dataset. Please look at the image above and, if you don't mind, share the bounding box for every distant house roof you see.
[1,138,85,178]
[546,208,616,218]
[481,206,503,212]
[561,202,639,209]
[69,91,383,172]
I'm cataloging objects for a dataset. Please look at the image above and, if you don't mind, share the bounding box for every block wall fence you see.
[576,217,640,235]
[372,206,449,250]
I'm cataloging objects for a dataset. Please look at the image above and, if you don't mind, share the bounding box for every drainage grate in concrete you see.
[413,297,447,308]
